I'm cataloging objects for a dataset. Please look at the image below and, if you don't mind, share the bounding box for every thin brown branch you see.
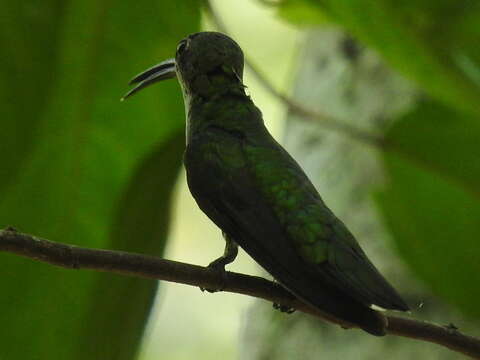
[0,228,479,359]
[203,0,384,147]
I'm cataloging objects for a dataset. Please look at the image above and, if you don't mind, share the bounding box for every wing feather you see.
[185,127,395,334]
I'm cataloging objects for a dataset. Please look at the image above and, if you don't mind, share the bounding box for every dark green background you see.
[0,1,199,358]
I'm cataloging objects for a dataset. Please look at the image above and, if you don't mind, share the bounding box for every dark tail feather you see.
[283,277,389,336]
[355,307,387,336]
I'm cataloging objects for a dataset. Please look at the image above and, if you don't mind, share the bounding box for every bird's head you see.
[123,32,244,100]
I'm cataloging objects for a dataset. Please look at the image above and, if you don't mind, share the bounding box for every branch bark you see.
[0,228,479,358]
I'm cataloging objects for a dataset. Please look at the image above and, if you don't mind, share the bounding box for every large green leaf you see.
[275,0,329,26]
[377,101,480,319]
[385,102,480,195]
[277,0,480,116]
[77,131,185,360]
[0,1,198,358]
[0,1,66,191]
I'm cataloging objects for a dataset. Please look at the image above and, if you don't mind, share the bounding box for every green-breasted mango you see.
[124,32,409,336]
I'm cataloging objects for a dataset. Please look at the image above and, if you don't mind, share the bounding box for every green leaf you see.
[0,1,66,191]
[281,0,480,116]
[77,130,185,360]
[0,1,199,358]
[386,102,480,196]
[276,0,330,27]
[377,101,480,319]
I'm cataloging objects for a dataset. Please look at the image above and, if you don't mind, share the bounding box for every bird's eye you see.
[176,40,188,54]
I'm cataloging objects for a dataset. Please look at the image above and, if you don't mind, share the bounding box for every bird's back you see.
[243,127,409,312]
[184,95,408,335]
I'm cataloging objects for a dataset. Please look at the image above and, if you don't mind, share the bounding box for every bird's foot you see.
[273,303,296,314]
[200,259,228,293]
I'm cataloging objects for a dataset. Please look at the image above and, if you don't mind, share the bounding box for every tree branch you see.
[0,228,478,358]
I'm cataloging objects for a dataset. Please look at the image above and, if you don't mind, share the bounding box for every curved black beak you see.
[121,58,176,100]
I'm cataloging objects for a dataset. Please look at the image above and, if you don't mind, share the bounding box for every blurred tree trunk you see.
[240,28,473,359]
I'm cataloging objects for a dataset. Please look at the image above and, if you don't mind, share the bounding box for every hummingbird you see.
[123,31,409,336]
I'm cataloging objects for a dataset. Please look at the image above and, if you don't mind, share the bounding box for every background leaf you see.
[0,0,199,358]
[277,0,480,116]
[77,130,185,360]
[377,100,480,319]
[276,0,329,26]
[0,1,66,191]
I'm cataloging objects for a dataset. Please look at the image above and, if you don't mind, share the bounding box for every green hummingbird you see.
[123,31,409,336]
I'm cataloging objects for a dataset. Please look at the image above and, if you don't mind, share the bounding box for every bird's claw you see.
[273,303,296,314]
[200,260,228,293]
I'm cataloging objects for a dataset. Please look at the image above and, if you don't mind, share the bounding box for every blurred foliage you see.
[79,130,185,359]
[378,101,480,319]
[276,0,480,116]
[272,0,480,323]
[275,0,329,26]
[385,101,480,195]
[0,0,199,359]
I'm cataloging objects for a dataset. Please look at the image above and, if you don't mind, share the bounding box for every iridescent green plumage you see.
[124,31,409,336]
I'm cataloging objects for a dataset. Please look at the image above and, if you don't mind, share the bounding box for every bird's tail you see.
[354,307,388,336]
